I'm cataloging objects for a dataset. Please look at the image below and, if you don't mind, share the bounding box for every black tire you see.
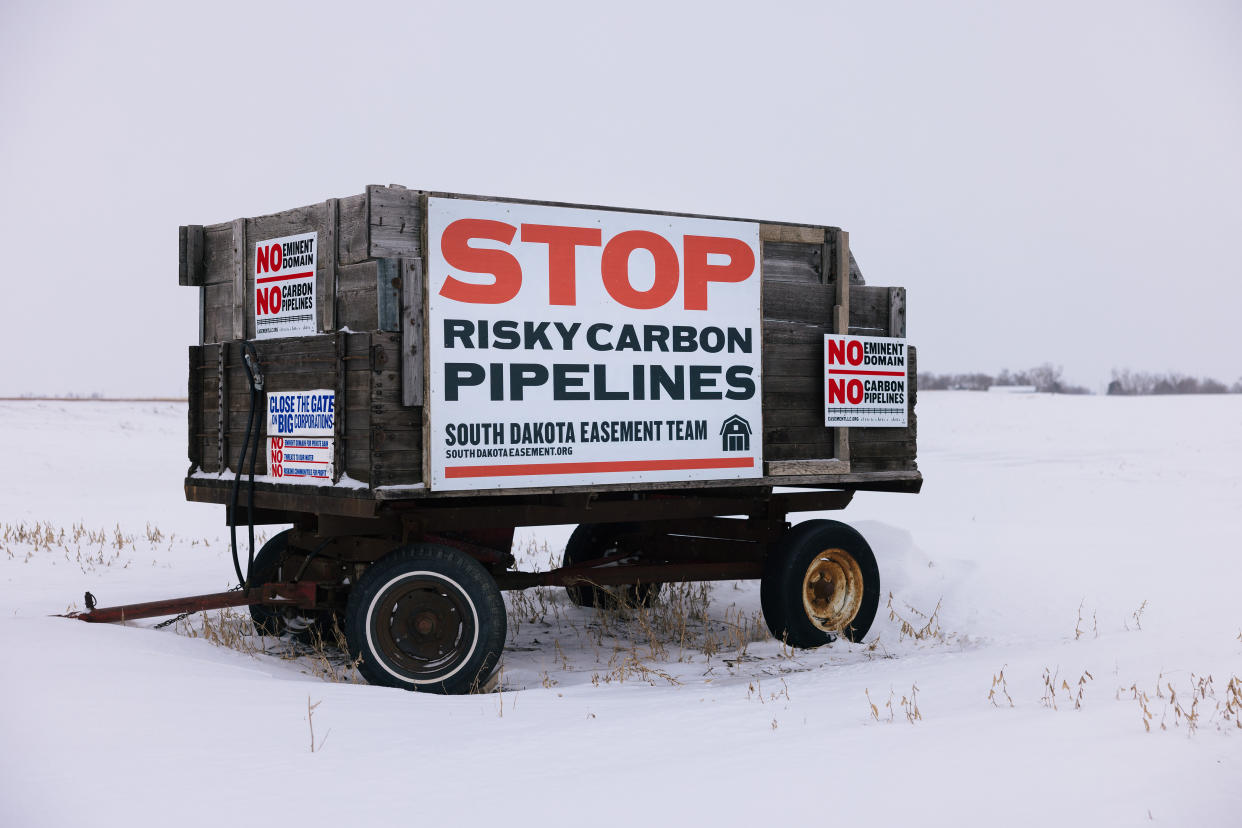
[760,519,880,648]
[563,523,661,609]
[345,544,506,694]
[246,529,332,640]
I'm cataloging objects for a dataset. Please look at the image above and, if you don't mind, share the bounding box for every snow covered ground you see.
[1,392,1239,827]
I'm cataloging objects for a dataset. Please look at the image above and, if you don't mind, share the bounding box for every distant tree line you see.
[918,364,1241,395]
[1106,369,1240,395]
[918,364,1090,394]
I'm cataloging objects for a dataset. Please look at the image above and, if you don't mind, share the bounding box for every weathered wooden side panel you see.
[369,186,423,259]
[196,194,369,345]
[760,271,916,472]
[336,260,380,332]
[184,187,917,499]
[190,334,374,483]
[367,331,423,487]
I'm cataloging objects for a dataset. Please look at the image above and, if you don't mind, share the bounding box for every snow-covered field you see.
[1,392,1239,827]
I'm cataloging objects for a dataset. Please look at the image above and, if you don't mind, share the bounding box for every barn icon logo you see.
[719,415,752,452]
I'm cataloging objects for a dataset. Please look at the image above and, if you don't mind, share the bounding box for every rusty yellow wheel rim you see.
[801,548,864,632]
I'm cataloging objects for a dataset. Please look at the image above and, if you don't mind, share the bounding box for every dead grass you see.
[1123,672,1242,734]
[865,683,922,724]
[173,607,362,684]
[887,593,947,643]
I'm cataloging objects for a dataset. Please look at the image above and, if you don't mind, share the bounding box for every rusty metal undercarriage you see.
[65,485,870,623]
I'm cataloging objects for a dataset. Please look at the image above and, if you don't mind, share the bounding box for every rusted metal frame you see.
[621,515,780,543]
[63,581,317,624]
[315,513,402,539]
[395,492,774,533]
[770,488,854,512]
[422,532,515,567]
[494,560,763,591]
[225,505,299,526]
[591,533,755,566]
[287,530,392,563]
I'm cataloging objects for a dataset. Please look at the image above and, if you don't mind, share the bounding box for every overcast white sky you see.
[1,0,1238,395]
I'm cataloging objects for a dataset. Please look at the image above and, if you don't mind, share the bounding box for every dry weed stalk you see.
[306,696,329,752]
[1072,670,1093,710]
[865,685,919,724]
[1125,600,1149,631]
[988,665,1014,708]
[1126,672,1242,733]
[865,688,881,722]
[1073,601,1100,641]
[2,519,138,572]
[902,683,922,723]
[865,687,897,723]
[1041,667,1060,710]
[887,593,945,642]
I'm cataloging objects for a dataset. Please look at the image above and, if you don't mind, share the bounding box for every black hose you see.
[229,342,264,588]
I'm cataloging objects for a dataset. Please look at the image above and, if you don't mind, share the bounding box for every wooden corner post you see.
[833,229,851,469]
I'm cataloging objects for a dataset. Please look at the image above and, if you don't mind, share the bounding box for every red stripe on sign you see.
[284,460,330,464]
[827,369,906,377]
[445,457,755,479]
[256,270,315,285]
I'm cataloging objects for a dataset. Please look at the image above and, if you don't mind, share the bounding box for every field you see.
[1,392,1239,826]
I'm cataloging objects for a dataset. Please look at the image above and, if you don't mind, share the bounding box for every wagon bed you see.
[66,186,926,694]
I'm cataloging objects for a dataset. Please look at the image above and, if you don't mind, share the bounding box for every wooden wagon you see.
[160,186,919,693]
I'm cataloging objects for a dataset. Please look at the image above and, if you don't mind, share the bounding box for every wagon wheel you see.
[345,544,506,694]
[246,529,337,641]
[760,519,879,648]
[562,522,661,609]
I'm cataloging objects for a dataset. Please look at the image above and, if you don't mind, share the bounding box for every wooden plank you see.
[376,258,399,332]
[369,185,424,259]
[848,250,864,285]
[322,198,339,332]
[420,192,432,488]
[762,355,820,378]
[765,442,833,462]
[179,225,205,286]
[336,260,380,331]
[187,346,201,468]
[420,189,845,238]
[334,333,349,482]
[767,459,850,476]
[760,224,825,244]
[762,241,823,283]
[848,441,917,459]
[889,286,906,337]
[338,193,370,265]
[202,224,235,286]
[231,219,245,341]
[833,229,850,470]
[849,457,918,473]
[216,342,227,471]
[769,422,916,445]
[762,282,891,330]
[402,257,425,407]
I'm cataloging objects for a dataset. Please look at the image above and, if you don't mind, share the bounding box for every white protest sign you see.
[266,390,334,484]
[254,232,317,339]
[426,198,763,491]
[823,335,908,427]
[267,437,334,483]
